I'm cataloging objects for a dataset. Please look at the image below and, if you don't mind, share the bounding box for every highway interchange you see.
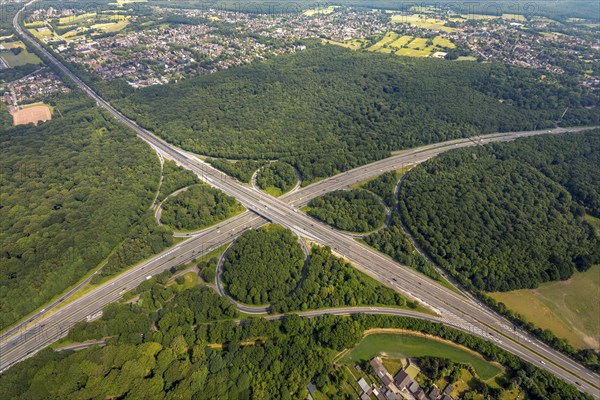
[2,1,599,397]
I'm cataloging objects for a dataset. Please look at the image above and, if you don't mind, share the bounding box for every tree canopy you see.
[221,225,306,304]
[361,170,401,207]
[273,246,410,312]
[0,279,590,400]
[398,132,600,292]
[104,45,597,183]
[205,158,265,183]
[157,160,201,202]
[0,92,161,329]
[365,214,441,281]
[308,190,387,233]
[160,184,244,231]
[256,161,297,196]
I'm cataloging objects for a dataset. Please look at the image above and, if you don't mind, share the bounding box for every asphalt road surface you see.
[4,1,599,396]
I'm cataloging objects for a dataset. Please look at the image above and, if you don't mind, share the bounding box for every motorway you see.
[3,1,600,396]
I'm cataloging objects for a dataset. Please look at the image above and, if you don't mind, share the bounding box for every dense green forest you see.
[361,170,401,207]
[95,213,174,282]
[0,63,40,83]
[101,45,597,183]
[365,215,441,281]
[398,132,600,292]
[255,161,297,196]
[197,257,218,283]
[494,131,600,217]
[206,158,265,183]
[359,171,442,281]
[0,92,161,329]
[221,225,305,304]
[0,103,13,131]
[160,184,244,231]
[307,190,387,233]
[0,271,590,400]
[157,160,200,202]
[273,246,411,312]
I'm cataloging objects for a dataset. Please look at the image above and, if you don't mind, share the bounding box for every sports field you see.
[340,332,502,380]
[490,264,600,350]
[12,104,52,126]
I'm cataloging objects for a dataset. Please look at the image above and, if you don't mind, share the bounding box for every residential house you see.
[393,370,411,389]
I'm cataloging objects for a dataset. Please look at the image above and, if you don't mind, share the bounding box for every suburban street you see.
[3,1,599,397]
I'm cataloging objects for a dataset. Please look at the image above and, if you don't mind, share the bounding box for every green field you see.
[166,271,199,290]
[322,39,364,50]
[392,14,457,32]
[366,34,454,58]
[303,6,338,16]
[367,32,398,51]
[91,20,129,32]
[407,37,429,49]
[28,27,57,41]
[24,21,46,28]
[110,0,147,5]
[490,264,600,350]
[341,333,502,380]
[462,13,526,21]
[433,36,455,48]
[0,47,41,67]
[390,35,413,48]
[395,47,431,57]
[58,12,97,26]
[585,214,600,235]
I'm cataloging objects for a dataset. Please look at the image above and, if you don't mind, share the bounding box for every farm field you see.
[303,6,338,16]
[28,27,58,41]
[1,41,25,49]
[391,13,457,32]
[408,37,429,49]
[395,47,430,57]
[365,33,455,57]
[390,35,413,48]
[367,31,398,51]
[490,264,600,350]
[462,13,526,21]
[110,0,147,5]
[91,20,129,32]
[322,39,362,50]
[433,36,456,48]
[340,332,503,381]
[58,12,98,26]
[28,13,129,43]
